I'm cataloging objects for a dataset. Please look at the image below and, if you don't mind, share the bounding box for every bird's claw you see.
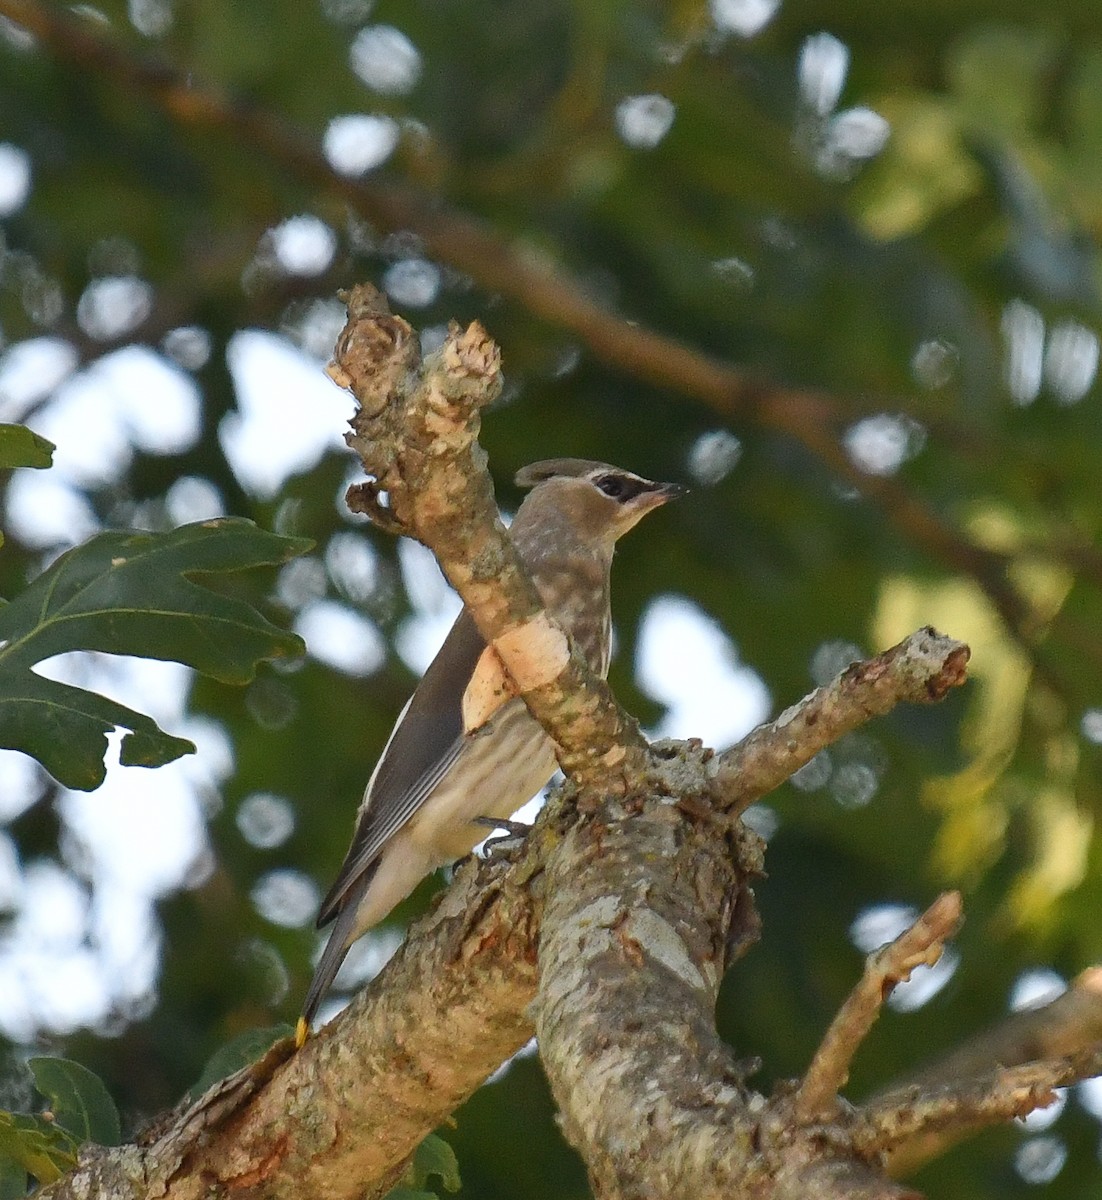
[471,815,532,857]
[471,816,533,837]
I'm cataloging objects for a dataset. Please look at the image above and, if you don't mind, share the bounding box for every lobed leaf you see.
[0,518,310,789]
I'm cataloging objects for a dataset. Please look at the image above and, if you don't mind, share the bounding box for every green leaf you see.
[0,1154,28,1200]
[382,1134,461,1200]
[410,1134,461,1194]
[27,1058,121,1147]
[0,519,310,790]
[0,1112,77,1184]
[189,1024,295,1099]
[0,425,54,470]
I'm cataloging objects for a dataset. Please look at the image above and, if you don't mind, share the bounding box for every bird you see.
[299,458,685,1037]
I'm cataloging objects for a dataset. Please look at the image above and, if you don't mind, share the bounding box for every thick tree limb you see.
[531,750,928,1200]
[36,841,545,1200]
[532,740,968,1200]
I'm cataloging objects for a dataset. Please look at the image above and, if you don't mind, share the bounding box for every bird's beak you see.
[609,478,688,537]
[652,481,688,505]
[625,481,687,522]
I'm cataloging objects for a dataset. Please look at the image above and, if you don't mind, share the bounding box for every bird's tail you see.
[301,900,359,1031]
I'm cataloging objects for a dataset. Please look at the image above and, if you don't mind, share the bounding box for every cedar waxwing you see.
[300,459,685,1030]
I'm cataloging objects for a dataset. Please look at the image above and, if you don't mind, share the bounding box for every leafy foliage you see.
[0,1058,120,1193]
[0,1110,75,1187]
[0,518,309,789]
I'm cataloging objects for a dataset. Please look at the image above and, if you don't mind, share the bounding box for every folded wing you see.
[315,609,488,926]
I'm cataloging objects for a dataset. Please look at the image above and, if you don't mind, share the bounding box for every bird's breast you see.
[406,700,559,862]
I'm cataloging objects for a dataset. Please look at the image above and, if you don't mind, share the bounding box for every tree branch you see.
[873,966,1102,1175]
[895,965,1102,1089]
[857,1047,1102,1163]
[34,288,982,1200]
[709,626,970,816]
[794,893,963,1123]
[332,283,646,786]
[37,614,976,1200]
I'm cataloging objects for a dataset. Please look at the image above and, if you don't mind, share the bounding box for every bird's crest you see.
[515,459,616,488]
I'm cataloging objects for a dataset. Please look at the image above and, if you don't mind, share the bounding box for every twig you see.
[874,966,1102,1174]
[793,893,963,1123]
[709,626,970,815]
[856,1046,1102,1160]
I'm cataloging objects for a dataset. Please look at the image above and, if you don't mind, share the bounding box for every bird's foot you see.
[295,1016,310,1049]
[471,815,532,856]
[471,816,533,837]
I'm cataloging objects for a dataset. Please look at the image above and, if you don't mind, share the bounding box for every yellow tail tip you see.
[295,1016,309,1049]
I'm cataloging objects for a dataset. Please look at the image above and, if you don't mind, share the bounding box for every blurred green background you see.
[0,0,1101,1195]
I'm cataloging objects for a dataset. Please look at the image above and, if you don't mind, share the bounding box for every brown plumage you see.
[301,459,684,1029]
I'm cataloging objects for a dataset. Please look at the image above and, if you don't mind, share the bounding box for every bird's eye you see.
[595,475,627,499]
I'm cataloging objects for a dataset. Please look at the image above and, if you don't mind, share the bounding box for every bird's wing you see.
[316,608,497,927]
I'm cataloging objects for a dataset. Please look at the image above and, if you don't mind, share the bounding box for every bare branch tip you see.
[442,319,502,381]
[928,890,963,929]
[929,644,970,699]
[893,628,972,702]
[332,288,419,420]
[343,282,392,318]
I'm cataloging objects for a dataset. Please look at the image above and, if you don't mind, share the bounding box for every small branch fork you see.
[794,892,964,1124]
[34,296,1102,1200]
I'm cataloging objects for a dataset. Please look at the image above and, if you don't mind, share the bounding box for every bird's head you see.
[514,458,686,549]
